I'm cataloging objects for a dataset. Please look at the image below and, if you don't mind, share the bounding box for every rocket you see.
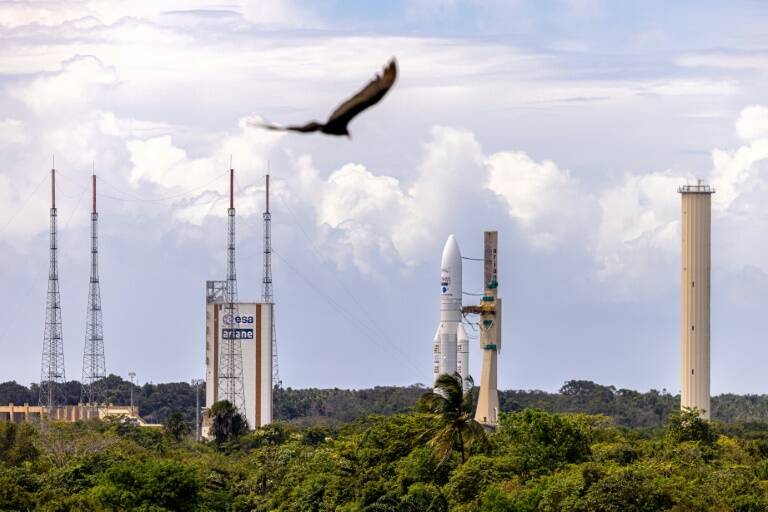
[433,235,470,387]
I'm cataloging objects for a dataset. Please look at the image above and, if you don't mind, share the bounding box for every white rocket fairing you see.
[433,235,470,387]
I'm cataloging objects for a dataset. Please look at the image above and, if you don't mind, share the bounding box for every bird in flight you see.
[252,58,397,138]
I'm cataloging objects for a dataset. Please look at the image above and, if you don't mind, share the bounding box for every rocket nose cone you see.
[440,235,463,296]
[441,235,462,268]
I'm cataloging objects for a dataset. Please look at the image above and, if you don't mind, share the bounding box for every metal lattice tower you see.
[81,174,106,405]
[217,168,245,411]
[262,173,280,388]
[40,168,66,409]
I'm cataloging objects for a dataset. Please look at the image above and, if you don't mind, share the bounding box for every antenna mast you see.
[81,172,106,404]
[262,171,280,388]
[218,166,245,411]
[40,167,66,410]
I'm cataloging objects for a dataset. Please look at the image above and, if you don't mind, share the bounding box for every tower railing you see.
[678,184,715,194]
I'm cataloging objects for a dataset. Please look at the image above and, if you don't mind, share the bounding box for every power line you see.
[230,179,408,366]
[0,168,50,239]
[270,246,422,375]
[273,192,404,358]
[95,170,229,203]
[0,178,90,360]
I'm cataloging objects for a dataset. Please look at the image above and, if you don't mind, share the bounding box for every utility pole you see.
[128,372,136,411]
[191,378,203,441]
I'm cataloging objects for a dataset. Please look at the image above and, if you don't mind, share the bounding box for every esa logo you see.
[223,315,254,325]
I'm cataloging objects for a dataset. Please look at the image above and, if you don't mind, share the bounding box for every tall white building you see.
[205,281,272,428]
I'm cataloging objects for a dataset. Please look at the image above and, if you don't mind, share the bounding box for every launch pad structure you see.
[204,169,274,432]
[462,231,501,428]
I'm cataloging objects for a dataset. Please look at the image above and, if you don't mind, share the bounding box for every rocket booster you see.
[433,235,469,386]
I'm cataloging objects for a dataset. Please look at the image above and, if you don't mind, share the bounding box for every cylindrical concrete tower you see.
[679,181,714,419]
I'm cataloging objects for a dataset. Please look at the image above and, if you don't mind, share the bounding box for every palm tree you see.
[417,374,487,465]
[163,411,190,442]
[206,400,248,445]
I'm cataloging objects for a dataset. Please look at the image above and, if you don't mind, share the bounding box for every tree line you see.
[3,377,768,427]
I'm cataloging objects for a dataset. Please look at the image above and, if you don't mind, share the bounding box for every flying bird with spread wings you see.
[252,58,397,138]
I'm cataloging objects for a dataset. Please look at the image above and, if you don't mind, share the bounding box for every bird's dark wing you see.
[325,58,397,130]
[249,120,324,133]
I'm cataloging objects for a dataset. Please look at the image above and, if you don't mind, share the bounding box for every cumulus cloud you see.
[592,105,768,290]
[486,151,588,251]
[707,106,768,273]
[711,106,768,210]
[279,127,486,273]
[228,83,754,285]
[268,126,598,274]
[126,117,281,190]
[736,105,768,142]
[8,55,117,112]
[594,172,688,289]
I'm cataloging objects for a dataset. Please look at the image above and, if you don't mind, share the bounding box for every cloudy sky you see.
[1,0,768,394]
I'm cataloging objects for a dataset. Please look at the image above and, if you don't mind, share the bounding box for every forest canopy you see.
[2,378,768,510]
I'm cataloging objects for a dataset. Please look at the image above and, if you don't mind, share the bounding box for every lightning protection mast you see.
[81,173,106,405]
[39,166,66,410]
[262,172,280,388]
[218,166,246,412]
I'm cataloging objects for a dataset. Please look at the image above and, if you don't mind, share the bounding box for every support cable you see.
[0,169,50,238]
[273,192,404,363]
[0,180,89,357]
[270,246,422,375]
[95,170,229,203]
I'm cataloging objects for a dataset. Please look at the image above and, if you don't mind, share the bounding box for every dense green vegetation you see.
[3,376,768,510]
[4,377,768,428]
[0,376,200,425]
